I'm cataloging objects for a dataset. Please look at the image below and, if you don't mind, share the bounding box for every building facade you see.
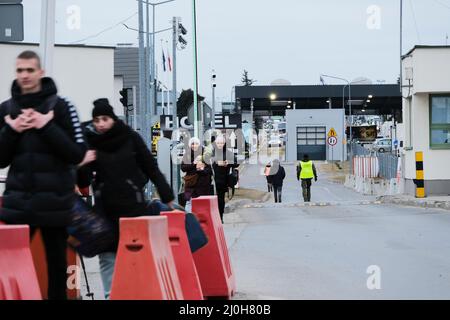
[402,46,450,196]
[286,109,345,161]
[0,42,118,122]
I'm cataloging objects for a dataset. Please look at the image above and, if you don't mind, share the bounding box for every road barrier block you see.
[0,225,42,300]
[192,196,235,299]
[110,216,183,300]
[161,211,203,300]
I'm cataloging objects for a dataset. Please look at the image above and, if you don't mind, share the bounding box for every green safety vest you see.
[299,161,314,179]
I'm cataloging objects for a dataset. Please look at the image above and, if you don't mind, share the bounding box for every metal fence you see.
[350,143,399,180]
[377,152,399,180]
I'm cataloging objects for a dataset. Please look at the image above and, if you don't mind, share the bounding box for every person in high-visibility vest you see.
[296,154,318,202]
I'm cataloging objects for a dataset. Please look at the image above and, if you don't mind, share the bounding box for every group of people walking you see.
[0,50,240,300]
[265,154,318,203]
[181,135,240,222]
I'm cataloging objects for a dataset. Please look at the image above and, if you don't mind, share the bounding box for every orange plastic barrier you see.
[1,197,80,299]
[110,216,183,300]
[161,211,203,300]
[30,231,81,300]
[0,225,42,300]
[191,196,236,299]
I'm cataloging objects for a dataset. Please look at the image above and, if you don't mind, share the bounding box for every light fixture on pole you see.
[320,74,352,165]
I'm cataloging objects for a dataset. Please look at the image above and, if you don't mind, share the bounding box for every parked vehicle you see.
[372,138,392,153]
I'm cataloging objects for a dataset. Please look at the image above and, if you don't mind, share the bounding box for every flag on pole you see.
[166,42,172,72]
[162,48,166,72]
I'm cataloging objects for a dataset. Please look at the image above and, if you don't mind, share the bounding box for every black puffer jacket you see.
[77,120,174,222]
[181,147,213,200]
[0,78,87,227]
[208,144,239,191]
[268,163,286,187]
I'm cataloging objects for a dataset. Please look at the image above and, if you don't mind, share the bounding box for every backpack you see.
[227,168,239,188]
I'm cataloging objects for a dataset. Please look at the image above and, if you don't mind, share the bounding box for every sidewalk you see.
[378,194,450,210]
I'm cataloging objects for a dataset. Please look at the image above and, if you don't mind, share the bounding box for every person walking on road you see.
[77,98,174,299]
[264,163,273,192]
[0,51,87,300]
[209,135,239,223]
[297,154,318,202]
[268,159,286,203]
[181,137,213,212]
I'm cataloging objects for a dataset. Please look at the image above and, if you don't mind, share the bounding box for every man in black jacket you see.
[0,51,87,300]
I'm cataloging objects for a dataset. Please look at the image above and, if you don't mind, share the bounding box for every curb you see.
[224,192,271,213]
[377,196,450,211]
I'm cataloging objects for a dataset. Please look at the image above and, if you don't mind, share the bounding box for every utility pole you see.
[192,0,199,138]
[146,1,152,131]
[138,0,147,144]
[39,0,56,77]
[172,17,178,129]
[400,0,403,93]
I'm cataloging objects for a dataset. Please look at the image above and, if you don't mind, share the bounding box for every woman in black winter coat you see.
[209,135,239,223]
[77,98,174,299]
[268,159,286,203]
[181,137,213,212]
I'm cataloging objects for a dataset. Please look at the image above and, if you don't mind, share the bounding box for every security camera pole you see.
[212,70,216,129]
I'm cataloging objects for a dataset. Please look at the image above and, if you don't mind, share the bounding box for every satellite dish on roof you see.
[270,79,291,86]
[351,77,372,85]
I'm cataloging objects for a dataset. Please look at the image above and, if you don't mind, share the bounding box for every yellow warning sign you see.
[328,128,337,137]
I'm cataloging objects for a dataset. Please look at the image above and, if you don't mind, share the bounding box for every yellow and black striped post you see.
[415,152,425,198]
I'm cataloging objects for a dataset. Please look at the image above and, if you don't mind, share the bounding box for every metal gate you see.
[296,126,326,160]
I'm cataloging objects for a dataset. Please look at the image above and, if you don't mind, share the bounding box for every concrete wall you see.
[412,48,450,94]
[285,109,345,162]
[0,43,116,122]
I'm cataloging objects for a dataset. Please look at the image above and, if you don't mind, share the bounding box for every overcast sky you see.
[18,0,450,104]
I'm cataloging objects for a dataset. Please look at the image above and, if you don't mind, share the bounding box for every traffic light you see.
[174,17,188,49]
[119,88,128,107]
[212,70,216,88]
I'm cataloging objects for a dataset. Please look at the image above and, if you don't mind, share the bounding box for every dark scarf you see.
[86,120,132,153]
[11,77,58,111]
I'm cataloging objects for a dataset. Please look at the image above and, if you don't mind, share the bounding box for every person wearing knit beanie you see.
[92,98,118,121]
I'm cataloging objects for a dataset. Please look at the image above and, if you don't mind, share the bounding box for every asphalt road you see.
[227,159,450,300]
[80,157,450,300]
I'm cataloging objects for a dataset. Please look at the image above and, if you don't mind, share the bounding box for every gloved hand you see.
[314,177,317,182]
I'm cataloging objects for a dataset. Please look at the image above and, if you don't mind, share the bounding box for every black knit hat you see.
[92,98,118,120]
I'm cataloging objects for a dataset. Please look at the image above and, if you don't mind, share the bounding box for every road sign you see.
[0,4,23,41]
[328,127,337,137]
[327,136,338,146]
[394,139,399,149]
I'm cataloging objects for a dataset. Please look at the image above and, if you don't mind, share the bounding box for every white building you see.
[0,42,121,122]
[402,46,450,196]
[286,109,346,162]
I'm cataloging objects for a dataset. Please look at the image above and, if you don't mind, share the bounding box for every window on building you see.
[430,96,450,149]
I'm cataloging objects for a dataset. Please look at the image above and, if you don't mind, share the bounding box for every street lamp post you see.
[320,74,352,167]
[144,0,176,123]
[192,0,200,138]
